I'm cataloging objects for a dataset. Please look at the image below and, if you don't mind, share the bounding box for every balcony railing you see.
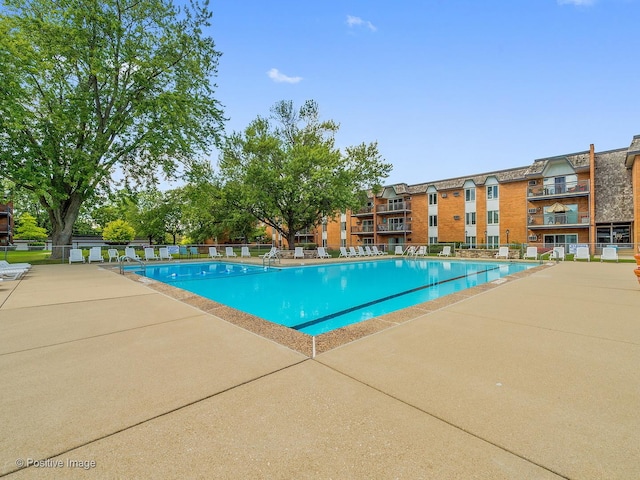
[376,201,412,214]
[351,225,375,234]
[376,222,412,233]
[528,212,590,226]
[352,206,374,216]
[527,179,589,198]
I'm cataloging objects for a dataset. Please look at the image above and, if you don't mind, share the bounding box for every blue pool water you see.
[128,259,534,336]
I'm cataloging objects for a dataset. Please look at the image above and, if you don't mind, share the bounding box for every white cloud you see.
[557,0,596,6]
[346,15,377,32]
[266,68,302,84]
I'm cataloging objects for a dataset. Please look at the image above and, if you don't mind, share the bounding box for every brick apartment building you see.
[285,134,640,255]
[0,202,13,246]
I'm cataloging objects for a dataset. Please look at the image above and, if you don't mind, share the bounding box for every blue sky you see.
[206,0,640,186]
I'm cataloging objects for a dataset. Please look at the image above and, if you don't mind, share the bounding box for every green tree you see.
[13,213,48,241]
[102,219,135,243]
[219,100,392,248]
[0,0,224,258]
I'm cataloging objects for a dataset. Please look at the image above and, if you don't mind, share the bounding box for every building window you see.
[429,215,438,227]
[465,235,477,247]
[465,188,475,202]
[487,235,499,248]
[487,210,499,224]
[487,185,498,200]
[465,212,476,225]
[429,236,438,244]
[428,193,437,205]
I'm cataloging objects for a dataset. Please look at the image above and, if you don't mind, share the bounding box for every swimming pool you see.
[128,259,534,335]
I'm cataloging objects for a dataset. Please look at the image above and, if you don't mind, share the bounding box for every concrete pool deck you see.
[1,260,639,478]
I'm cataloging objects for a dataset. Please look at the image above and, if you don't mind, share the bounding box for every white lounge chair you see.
[371,246,386,255]
[523,246,538,260]
[349,246,359,257]
[339,247,351,258]
[107,248,119,262]
[574,246,590,262]
[437,246,452,257]
[550,246,565,261]
[294,247,304,259]
[316,247,331,259]
[0,260,31,270]
[208,246,222,258]
[394,246,404,255]
[124,246,141,261]
[356,246,367,256]
[144,247,159,261]
[158,247,173,261]
[241,246,252,258]
[414,246,427,256]
[225,247,237,258]
[403,246,416,256]
[495,246,509,259]
[0,270,24,281]
[600,247,618,262]
[69,248,85,264]
[88,247,104,263]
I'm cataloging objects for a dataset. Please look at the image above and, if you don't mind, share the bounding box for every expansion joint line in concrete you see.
[0,314,207,357]
[315,361,572,480]
[1,358,311,478]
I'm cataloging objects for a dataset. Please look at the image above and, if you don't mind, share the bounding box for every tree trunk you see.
[286,232,296,250]
[46,195,83,260]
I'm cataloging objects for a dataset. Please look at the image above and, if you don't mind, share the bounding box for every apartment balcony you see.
[376,223,412,234]
[351,225,375,235]
[527,179,589,200]
[527,212,590,229]
[376,201,412,215]
[351,206,374,217]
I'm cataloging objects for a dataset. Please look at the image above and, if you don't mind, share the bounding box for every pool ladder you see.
[118,255,147,275]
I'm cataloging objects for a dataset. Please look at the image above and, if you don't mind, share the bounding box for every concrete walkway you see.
[0,261,638,479]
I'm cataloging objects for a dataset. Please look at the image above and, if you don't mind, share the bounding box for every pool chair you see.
[349,246,359,257]
[364,246,374,256]
[107,248,119,262]
[208,247,222,258]
[88,247,104,263]
[494,246,509,259]
[294,247,304,259]
[241,246,252,258]
[316,247,331,259]
[225,247,237,258]
[339,247,350,257]
[437,246,452,257]
[574,246,590,262]
[124,246,141,261]
[394,246,404,255]
[371,246,387,256]
[600,247,619,262]
[144,247,159,261]
[158,247,173,261]
[179,246,189,258]
[550,246,565,261]
[523,247,538,260]
[0,260,31,270]
[0,269,25,281]
[69,248,85,264]
[189,246,200,258]
[356,246,367,256]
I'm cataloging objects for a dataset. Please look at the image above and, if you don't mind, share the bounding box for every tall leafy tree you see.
[219,100,392,248]
[0,0,224,258]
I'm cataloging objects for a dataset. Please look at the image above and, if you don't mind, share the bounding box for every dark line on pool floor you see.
[291,266,501,331]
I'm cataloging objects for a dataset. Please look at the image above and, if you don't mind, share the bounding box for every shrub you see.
[102,220,136,243]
